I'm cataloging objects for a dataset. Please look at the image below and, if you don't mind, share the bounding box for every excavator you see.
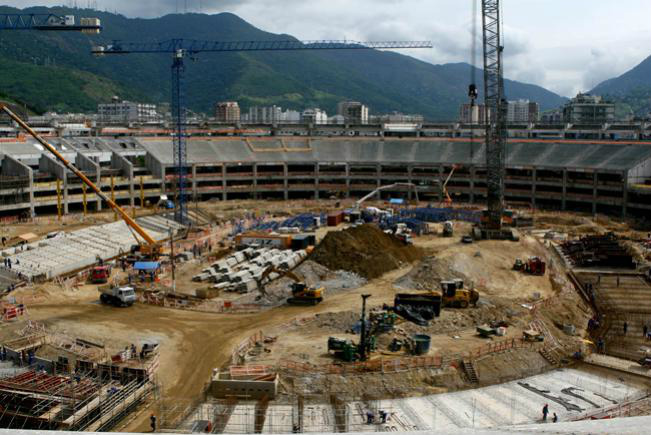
[257,266,324,305]
[0,104,163,260]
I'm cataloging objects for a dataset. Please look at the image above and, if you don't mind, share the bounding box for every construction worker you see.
[552,413,558,423]
[366,410,375,424]
[542,404,549,421]
[150,414,157,432]
[644,324,648,338]
[624,321,628,335]
[379,410,388,424]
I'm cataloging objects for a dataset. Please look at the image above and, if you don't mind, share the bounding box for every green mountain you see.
[0,6,566,119]
[591,55,651,118]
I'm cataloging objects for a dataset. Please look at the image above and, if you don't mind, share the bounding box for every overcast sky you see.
[6,1,651,96]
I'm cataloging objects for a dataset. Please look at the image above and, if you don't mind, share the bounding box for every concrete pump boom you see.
[0,104,160,253]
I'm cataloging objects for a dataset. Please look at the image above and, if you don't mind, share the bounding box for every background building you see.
[247,105,282,124]
[215,102,241,123]
[459,103,488,124]
[563,93,615,124]
[337,101,369,124]
[98,98,159,124]
[506,100,539,123]
[301,108,328,125]
[371,112,425,124]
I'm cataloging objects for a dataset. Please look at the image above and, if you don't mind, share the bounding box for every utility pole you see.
[359,294,371,361]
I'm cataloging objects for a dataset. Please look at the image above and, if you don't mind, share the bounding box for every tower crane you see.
[0,13,101,32]
[91,39,433,225]
[481,0,508,233]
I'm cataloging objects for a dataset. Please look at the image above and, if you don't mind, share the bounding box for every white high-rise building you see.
[301,108,328,125]
[98,98,159,124]
[507,99,540,123]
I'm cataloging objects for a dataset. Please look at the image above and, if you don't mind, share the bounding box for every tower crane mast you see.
[481,0,507,231]
[92,39,432,225]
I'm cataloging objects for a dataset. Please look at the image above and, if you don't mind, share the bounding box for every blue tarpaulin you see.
[133,261,160,271]
[389,198,405,205]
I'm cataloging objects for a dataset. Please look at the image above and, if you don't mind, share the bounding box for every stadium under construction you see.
[0,135,650,219]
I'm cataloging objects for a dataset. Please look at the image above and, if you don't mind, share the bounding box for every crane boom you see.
[0,104,158,249]
[93,39,433,55]
[0,13,101,32]
[481,0,507,230]
[355,183,421,207]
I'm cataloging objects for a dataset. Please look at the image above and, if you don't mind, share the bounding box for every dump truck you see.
[439,279,479,308]
[89,265,112,284]
[99,286,136,307]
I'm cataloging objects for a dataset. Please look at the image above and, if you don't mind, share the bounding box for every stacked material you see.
[192,247,308,294]
[0,215,184,280]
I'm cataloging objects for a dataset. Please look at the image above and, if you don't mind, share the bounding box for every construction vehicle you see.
[439,165,459,207]
[638,348,651,367]
[442,221,454,237]
[523,329,545,342]
[0,105,164,261]
[257,266,324,305]
[514,257,546,275]
[89,265,112,284]
[327,337,358,362]
[99,286,136,307]
[439,279,479,308]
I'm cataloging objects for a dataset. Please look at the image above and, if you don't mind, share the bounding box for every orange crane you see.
[439,164,460,207]
[0,104,162,259]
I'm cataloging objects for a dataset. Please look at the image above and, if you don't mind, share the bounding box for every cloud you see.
[5,0,651,96]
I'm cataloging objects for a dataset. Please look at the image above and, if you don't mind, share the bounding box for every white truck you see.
[99,286,136,307]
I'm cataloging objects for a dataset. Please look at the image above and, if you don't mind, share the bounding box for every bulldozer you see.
[258,266,324,306]
[439,279,479,308]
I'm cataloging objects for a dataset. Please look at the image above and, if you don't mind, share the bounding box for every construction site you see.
[1,3,651,435]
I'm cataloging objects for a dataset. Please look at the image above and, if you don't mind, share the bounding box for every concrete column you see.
[191,164,198,203]
[2,155,34,217]
[622,170,628,217]
[222,165,227,201]
[469,166,476,204]
[253,163,258,200]
[531,168,537,209]
[562,169,567,211]
[75,153,102,211]
[111,152,134,207]
[592,172,598,215]
[314,163,320,200]
[375,164,382,200]
[407,166,413,201]
[283,163,289,200]
[438,165,445,203]
[345,164,351,199]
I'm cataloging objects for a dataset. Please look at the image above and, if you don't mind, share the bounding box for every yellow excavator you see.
[258,266,324,305]
[0,104,162,260]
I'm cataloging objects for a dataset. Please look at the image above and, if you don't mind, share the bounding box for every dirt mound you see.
[310,225,423,279]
